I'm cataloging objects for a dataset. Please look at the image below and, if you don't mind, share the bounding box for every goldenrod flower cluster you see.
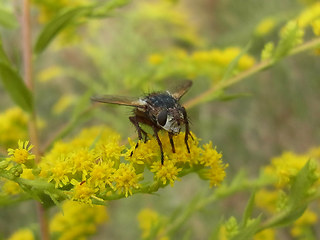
[1,126,227,204]
[50,200,108,239]
[148,47,255,82]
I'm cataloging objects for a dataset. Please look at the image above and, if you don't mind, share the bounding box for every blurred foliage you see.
[1,0,320,239]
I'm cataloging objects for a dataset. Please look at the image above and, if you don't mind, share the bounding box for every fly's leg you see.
[182,107,191,153]
[129,116,147,156]
[168,132,176,153]
[152,126,164,164]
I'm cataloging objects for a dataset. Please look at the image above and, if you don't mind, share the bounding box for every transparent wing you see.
[171,80,193,100]
[91,95,145,107]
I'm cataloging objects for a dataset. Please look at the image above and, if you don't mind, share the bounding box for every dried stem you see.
[21,0,49,239]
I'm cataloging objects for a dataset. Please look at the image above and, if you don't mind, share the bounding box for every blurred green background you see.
[1,0,319,239]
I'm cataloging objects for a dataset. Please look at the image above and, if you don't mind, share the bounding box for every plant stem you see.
[184,37,320,109]
[21,1,49,239]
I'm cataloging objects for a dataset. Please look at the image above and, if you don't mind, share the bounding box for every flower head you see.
[8,140,35,165]
[151,160,182,186]
[113,163,142,197]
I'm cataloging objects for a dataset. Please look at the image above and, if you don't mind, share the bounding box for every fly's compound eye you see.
[157,109,167,126]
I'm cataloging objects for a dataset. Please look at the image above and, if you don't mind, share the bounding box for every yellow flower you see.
[311,19,320,35]
[2,180,21,195]
[290,208,318,237]
[126,138,158,165]
[70,149,95,180]
[264,151,309,187]
[0,107,28,148]
[7,229,34,240]
[50,200,108,239]
[47,160,72,188]
[148,54,164,65]
[37,66,63,83]
[87,161,116,190]
[52,95,76,115]
[296,2,320,28]
[151,160,182,186]
[71,180,97,204]
[113,163,142,197]
[254,229,275,240]
[255,189,278,213]
[255,17,276,36]
[8,140,35,165]
[138,208,160,238]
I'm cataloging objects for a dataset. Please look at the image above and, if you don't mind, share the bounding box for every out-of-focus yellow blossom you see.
[138,208,168,240]
[255,17,276,36]
[32,0,90,23]
[296,2,320,28]
[218,225,228,240]
[149,46,255,83]
[52,95,76,115]
[113,163,142,197]
[2,180,21,195]
[290,208,318,237]
[8,228,34,240]
[311,19,320,35]
[37,66,63,83]
[7,140,35,165]
[255,189,278,213]
[254,229,275,240]
[20,168,35,180]
[148,54,164,65]
[0,107,28,148]
[50,200,107,239]
[264,151,310,188]
[151,160,182,186]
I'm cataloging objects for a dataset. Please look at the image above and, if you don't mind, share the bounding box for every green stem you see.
[184,37,320,109]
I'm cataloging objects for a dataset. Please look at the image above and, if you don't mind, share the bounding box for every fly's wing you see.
[91,95,145,107]
[171,80,193,100]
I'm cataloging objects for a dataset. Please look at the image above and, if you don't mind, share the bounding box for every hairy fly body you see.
[91,80,193,164]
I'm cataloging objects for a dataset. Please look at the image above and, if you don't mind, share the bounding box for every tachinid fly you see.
[91,80,193,164]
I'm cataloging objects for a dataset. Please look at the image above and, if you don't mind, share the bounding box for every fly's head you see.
[156,106,185,134]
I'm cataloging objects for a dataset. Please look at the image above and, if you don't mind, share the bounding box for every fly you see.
[91,80,193,164]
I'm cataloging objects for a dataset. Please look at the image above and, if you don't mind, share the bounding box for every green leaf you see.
[0,62,33,113]
[221,42,251,82]
[0,8,18,29]
[34,7,93,54]
[241,190,256,228]
[0,37,9,64]
[231,217,261,240]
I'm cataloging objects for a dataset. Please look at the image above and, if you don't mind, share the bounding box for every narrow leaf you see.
[231,216,261,240]
[34,7,92,54]
[0,8,18,29]
[0,63,33,112]
[0,37,9,63]
[241,190,256,228]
